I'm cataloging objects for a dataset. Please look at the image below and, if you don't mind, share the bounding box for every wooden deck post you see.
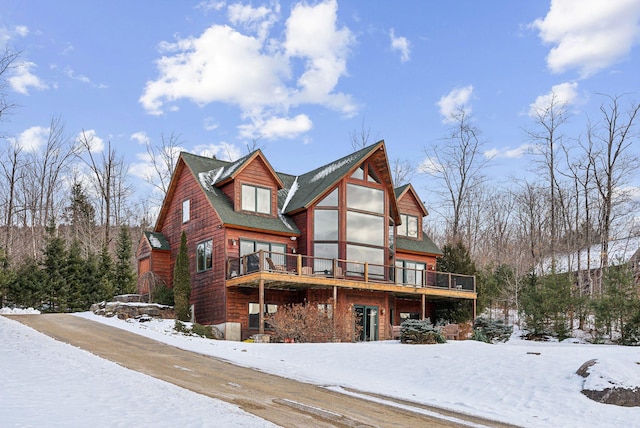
[258,279,265,335]
[421,294,426,320]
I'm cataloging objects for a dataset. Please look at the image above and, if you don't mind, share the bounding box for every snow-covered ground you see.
[3,309,640,427]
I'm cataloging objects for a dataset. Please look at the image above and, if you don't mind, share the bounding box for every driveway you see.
[7,314,516,428]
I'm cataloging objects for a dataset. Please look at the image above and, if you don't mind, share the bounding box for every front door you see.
[354,305,379,341]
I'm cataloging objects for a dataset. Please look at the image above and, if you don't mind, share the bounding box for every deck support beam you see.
[258,279,265,335]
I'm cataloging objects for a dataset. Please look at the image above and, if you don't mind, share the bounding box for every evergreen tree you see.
[173,231,191,321]
[7,258,44,309]
[0,248,15,307]
[435,241,476,323]
[83,251,110,307]
[43,220,68,312]
[64,240,85,311]
[63,181,96,256]
[113,226,136,295]
[98,245,115,300]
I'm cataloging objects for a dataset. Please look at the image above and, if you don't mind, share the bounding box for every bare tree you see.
[0,143,23,259]
[421,108,488,243]
[390,158,415,187]
[0,46,20,126]
[349,117,375,151]
[16,117,76,258]
[589,94,640,270]
[143,132,182,195]
[77,132,127,247]
[525,92,570,271]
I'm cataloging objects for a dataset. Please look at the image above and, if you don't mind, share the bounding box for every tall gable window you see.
[398,214,418,238]
[345,183,386,279]
[182,199,190,223]
[242,184,271,214]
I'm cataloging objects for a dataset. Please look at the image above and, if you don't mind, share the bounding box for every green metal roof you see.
[396,234,443,256]
[180,152,300,235]
[144,231,171,251]
[177,142,441,257]
[280,142,383,213]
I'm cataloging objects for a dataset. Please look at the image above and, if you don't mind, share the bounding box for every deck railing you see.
[226,250,475,293]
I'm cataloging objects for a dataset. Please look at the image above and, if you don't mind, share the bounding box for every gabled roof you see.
[156,141,403,236]
[178,152,299,235]
[396,234,443,256]
[395,183,429,217]
[279,140,400,222]
[143,231,171,251]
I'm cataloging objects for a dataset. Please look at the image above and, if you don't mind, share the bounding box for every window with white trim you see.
[397,214,418,238]
[242,184,271,214]
[182,199,190,223]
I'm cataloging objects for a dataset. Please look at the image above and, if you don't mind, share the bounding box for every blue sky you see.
[2,0,640,212]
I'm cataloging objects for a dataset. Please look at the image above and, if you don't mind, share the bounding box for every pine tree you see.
[7,258,44,309]
[43,219,68,312]
[113,226,136,295]
[98,245,115,300]
[65,240,85,311]
[173,231,191,322]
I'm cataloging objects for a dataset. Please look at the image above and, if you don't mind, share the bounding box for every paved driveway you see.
[7,314,516,428]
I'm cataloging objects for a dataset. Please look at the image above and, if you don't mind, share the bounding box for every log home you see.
[137,140,477,341]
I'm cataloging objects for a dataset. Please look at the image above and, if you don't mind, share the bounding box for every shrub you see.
[152,284,174,306]
[400,319,445,344]
[174,320,220,339]
[472,316,513,343]
[266,299,359,343]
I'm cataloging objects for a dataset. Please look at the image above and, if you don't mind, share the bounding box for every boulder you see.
[582,387,640,407]
[577,359,640,407]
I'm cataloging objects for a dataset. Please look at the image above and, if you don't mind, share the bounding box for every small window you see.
[249,303,278,329]
[242,184,271,214]
[400,312,420,321]
[182,199,190,223]
[196,240,213,272]
[398,214,418,238]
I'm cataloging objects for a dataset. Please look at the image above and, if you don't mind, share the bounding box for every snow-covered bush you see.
[472,317,513,343]
[400,319,445,344]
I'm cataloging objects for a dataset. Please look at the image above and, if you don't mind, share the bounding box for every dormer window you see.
[242,184,271,214]
[398,214,418,238]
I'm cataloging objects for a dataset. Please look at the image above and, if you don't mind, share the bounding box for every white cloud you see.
[203,117,219,131]
[228,2,279,41]
[196,1,226,14]
[140,0,355,140]
[14,25,29,37]
[532,0,640,77]
[418,156,444,175]
[64,67,91,84]
[76,129,105,153]
[437,85,473,123]
[238,114,312,140]
[390,28,410,62]
[9,62,48,95]
[193,142,242,161]
[529,81,578,118]
[12,126,48,153]
[484,143,538,159]
[0,25,29,44]
[284,0,356,114]
[130,131,151,146]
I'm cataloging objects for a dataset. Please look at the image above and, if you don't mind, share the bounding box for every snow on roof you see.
[198,167,224,194]
[310,154,357,183]
[278,177,299,231]
[540,236,640,274]
[148,234,163,249]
